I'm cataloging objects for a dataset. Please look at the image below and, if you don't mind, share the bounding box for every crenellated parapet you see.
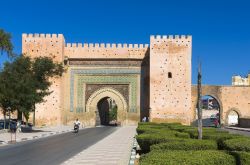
[150,35,192,54]
[65,42,149,59]
[22,33,65,62]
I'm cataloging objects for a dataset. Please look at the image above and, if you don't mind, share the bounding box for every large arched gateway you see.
[86,88,128,126]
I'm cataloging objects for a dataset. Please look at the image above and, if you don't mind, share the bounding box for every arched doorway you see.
[227,110,239,126]
[97,97,117,126]
[86,87,127,126]
[196,95,221,127]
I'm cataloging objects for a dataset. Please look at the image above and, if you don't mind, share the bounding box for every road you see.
[222,127,250,137]
[0,126,117,165]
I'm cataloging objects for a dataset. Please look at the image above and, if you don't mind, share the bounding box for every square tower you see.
[149,35,192,124]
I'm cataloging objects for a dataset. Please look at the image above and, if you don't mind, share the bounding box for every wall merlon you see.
[156,35,161,39]
[64,42,149,49]
[168,35,173,39]
[83,43,88,48]
[78,43,82,47]
[106,43,111,48]
[100,43,105,48]
[46,34,51,38]
[22,33,64,39]
[150,35,192,41]
[52,34,57,38]
[22,33,27,38]
[28,33,33,37]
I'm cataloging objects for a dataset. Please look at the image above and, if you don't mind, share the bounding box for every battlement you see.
[65,42,149,59]
[150,35,192,40]
[65,43,149,49]
[22,33,64,39]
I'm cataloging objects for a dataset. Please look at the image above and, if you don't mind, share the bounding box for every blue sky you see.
[0,0,249,85]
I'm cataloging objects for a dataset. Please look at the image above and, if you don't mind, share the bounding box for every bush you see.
[136,133,181,153]
[174,132,190,138]
[203,133,244,149]
[231,151,250,165]
[150,139,218,151]
[140,150,236,165]
[222,138,250,152]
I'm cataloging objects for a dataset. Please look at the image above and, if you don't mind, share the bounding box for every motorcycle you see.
[74,124,79,133]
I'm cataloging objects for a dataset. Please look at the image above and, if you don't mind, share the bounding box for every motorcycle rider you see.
[74,118,81,133]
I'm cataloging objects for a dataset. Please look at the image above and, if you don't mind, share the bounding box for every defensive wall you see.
[21,33,250,127]
[191,85,250,126]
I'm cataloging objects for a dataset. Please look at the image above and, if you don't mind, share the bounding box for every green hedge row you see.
[150,139,218,151]
[140,150,236,165]
[231,151,250,165]
[136,133,182,153]
[222,138,250,152]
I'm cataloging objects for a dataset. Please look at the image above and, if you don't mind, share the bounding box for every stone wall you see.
[65,43,148,59]
[22,33,65,125]
[149,35,192,124]
[192,85,250,125]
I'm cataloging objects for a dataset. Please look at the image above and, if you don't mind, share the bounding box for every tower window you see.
[168,72,172,78]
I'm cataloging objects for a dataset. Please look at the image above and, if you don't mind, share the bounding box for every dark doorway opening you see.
[96,97,117,126]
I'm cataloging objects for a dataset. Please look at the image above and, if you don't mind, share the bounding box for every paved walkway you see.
[0,125,80,145]
[62,126,137,165]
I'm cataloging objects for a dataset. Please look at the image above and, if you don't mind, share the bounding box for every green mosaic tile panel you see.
[77,75,138,112]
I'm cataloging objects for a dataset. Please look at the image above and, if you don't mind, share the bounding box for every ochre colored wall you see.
[191,85,250,125]
[22,34,65,125]
[149,35,192,125]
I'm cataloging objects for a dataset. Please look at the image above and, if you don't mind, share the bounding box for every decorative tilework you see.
[70,68,140,112]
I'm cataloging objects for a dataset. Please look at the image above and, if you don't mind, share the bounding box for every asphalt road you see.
[0,126,117,165]
[222,128,250,137]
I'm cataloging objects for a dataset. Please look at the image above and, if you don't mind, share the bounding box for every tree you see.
[0,55,63,125]
[0,29,14,57]
[197,62,203,139]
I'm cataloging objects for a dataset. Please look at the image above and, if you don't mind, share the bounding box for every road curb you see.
[0,127,87,146]
[225,126,250,132]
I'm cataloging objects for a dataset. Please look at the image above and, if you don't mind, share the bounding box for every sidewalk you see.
[62,126,137,165]
[224,126,250,132]
[0,125,82,145]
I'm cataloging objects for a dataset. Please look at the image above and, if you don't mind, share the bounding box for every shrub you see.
[174,132,190,138]
[222,138,250,152]
[136,133,181,153]
[150,139,217,151]
[231,151,250,165]
[203,133,244,149]
[140,150,236,165]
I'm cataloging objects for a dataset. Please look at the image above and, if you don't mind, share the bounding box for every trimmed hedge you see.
[136,133,181,153]
[231,151,250,165]
[222,138,250,152]
[140,150,236,165]
[174,132,190,138]
[150,139,218,151]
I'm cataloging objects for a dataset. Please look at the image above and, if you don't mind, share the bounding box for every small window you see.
[168,72,172,78]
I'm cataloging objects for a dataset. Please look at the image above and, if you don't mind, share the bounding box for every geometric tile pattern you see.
[70,68,140,113]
